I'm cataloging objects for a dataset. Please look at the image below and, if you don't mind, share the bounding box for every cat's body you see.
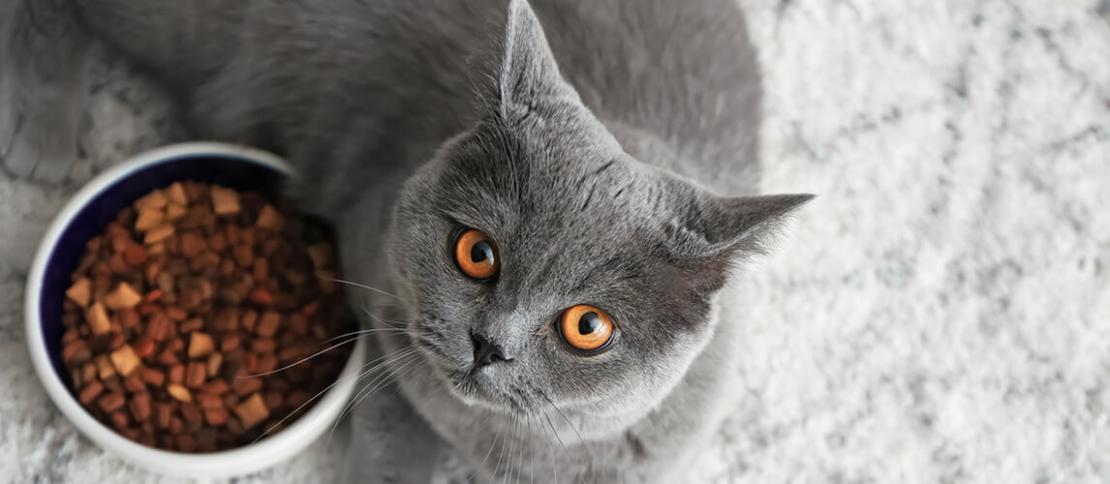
[20,0,806,481]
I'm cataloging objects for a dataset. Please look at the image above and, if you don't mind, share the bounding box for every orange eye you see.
[559,305,616,353]
[453,228,500,281]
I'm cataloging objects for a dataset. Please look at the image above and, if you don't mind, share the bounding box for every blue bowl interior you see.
[39,154,287,390]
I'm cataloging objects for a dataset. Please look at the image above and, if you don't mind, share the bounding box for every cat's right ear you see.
[664,190,814,293]
[496,0,580,122]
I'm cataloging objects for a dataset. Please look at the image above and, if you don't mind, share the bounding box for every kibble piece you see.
[134,208,164,231]
[136,190,168,210]
[164,365,183,386]
[166,182,188,205]
[109,345,141,377]
[130,392,152,421]
[254,204,284,231]
[204,408,230,426]
[86,302,111,335]
[66,277,91,307]
[167,383,192,403]
[155,403,173,429]
[210,186,241,215]
[62,340,91,364]
[206,353,223,378]
[233,393,270,430]
[97,392,126,413]
[141,367,165,387]
[187,332,215,358]
[197,393,224,410]
[165,203,187,221]
[144,224,175,245]
[186,362,207,388]
[96,355,116,380]
[78,381,104,405]
[232,377,263,396]
[104,282,143,309]
[202,380,230,395]
[256,311,280,337]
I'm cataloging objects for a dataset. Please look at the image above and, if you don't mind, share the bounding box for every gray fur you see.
[14,0,811,481]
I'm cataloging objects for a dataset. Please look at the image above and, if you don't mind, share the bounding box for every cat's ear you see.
[666,192,814,289]
[497,0,579,121]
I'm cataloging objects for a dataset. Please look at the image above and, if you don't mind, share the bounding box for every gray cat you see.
[18,0,811,481]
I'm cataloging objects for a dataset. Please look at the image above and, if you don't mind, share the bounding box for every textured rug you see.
[1,0,1108,482]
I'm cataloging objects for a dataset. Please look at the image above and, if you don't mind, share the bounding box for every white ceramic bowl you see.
[25,142,366,479]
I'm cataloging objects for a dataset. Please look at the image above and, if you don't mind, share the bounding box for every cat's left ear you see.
[497,0,580,121]
[666,192,814,289]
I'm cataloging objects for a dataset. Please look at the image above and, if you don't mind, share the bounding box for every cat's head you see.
[386,0,809,433]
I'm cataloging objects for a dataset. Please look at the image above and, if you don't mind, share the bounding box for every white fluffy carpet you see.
[1,0,1108,482]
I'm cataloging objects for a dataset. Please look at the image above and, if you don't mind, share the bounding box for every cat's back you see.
[76,0,760,194]
[538,0,762,194]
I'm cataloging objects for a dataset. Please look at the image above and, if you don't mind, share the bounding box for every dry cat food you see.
[59,180,353,452]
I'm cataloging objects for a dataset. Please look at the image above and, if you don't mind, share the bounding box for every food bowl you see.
[24,142,366,478]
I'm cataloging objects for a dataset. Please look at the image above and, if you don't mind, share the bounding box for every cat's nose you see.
[471,331,511,368]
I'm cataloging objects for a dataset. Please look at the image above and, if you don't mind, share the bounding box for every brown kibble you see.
[201,380,230,395]
[136,190,168,210]
[197,392,224,410]
[232,377,263,396]
[97,392,126,413]
[141,367,165,387]
[248,288,274,306]
[188,332,215,358]
[251,338,276,354]
[110,411,130,431]
[125,372,148,393]
[180,318,204,333]
[165,306,188,321]
[233,393,270,430]
[167,383,192,403]
[168,364,185,384]
[134,208,165,231]
[264,391,283,410]
[87,302,111,335]
[166,182,188,205]
[96,355,116,380]
[133,336,155,359]
[220,335,241,352]
[62,182,354,451]
[66,277,91,307]
[155,403,173,429]
[144,224,175,245]
[255,204,284,231]
[204,408,230,426]
[253,258,269,281]
[232,245,253,267]
[130,392,152,421]
[78,381,104,405]
[186,362,207,388]
[109,345,141,377]
[179,231,207,257]
[123,244,148,266]
[256,311,280,337]
[104,282,143,309]
[62,340,91,364]
[206,353,223,378]
[180,404,202,425]
[210,186,241,215]
[165,203,187,221]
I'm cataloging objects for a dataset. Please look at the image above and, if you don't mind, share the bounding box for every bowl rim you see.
[24,142,366,478]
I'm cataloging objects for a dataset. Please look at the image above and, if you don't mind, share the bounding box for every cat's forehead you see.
[437,127,661,239]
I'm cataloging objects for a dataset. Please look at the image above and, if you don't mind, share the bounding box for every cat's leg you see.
[342,378,443,483]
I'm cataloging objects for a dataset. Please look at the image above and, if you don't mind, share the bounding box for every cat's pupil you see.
[470,241,493,264]
[578,312,600,335]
